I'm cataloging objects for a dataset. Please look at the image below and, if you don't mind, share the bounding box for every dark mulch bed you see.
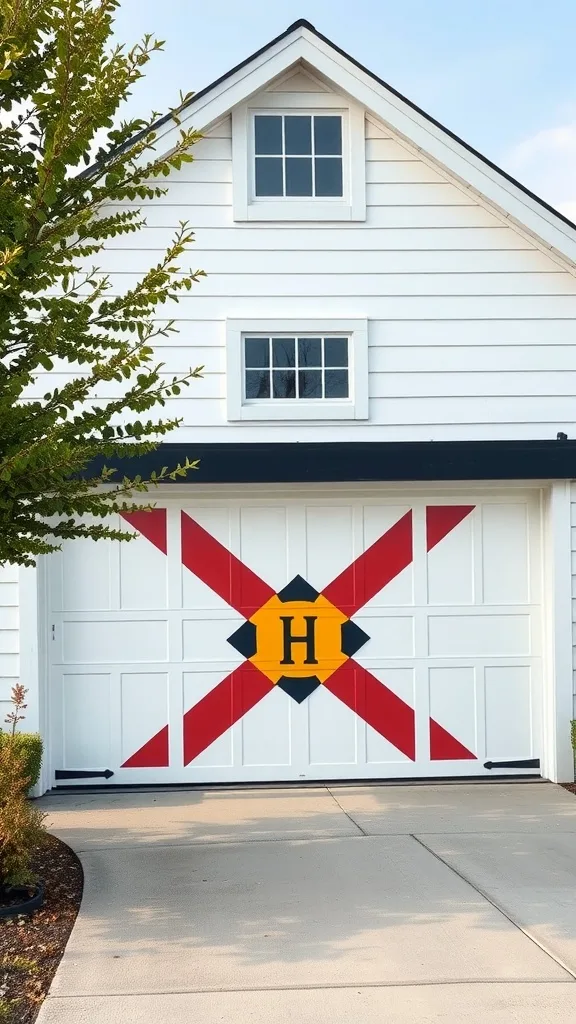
[0,834,83,1024]
[561,783,576,795]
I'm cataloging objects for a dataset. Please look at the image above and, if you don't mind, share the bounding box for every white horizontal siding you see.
[370,371,576,398]
[104,203,500,228]
[83,96,576,443]
[132,181,475,206]
[121,394,576,424]
[365,138,427,160]
[102,273,576,296]
[180,136,415,163]
[149,136,419,170]
[29,370,576,402]
[104,226,535,251]
[376,345,576,371]
[366,161,446,183]
[0,564,19,727]
[150,159,456,188]
[44,321,576,374]
[79,295,576,317]
[100,248,556,274]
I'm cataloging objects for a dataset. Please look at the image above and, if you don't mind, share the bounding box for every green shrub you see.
[0,686,47,890]
[0,733,42,793]
[571,720,576,756]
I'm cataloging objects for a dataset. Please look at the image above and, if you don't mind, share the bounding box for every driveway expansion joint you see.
[326,785,368,834]
[411,834,576,982]
[40,977,576,999]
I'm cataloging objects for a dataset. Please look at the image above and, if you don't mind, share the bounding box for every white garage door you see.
[48,493,542,784]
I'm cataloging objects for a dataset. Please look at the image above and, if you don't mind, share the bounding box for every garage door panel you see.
[305,506,354,590]
[367,666,415,705]
[181,574,238,612]
[363,505,412,546]
[241,687,293,767]
[363,506,414,606]
[61,539,112,612]
[183,671,234,767]
[427,514,474,605]
[365,724,413,764]
[62,673,111,768]
[364,667,415,763]
[182,616,245,663]
[484,665,533,758]
[307,685,358,766]
[120,673,169,766]
[119,532,168,610]
[428,614,531,657]
[429,666,477,758]
[239,507,288,592]
[181,507,236,610]
[481,504,529,604]
[354,613,415,658]
[61,619,168,664]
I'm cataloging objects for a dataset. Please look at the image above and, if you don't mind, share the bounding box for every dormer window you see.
[254,114,343,198]
[232,93,366,221]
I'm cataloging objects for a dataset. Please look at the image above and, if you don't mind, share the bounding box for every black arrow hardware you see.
[484,758,540,770]
[55,769,114,781]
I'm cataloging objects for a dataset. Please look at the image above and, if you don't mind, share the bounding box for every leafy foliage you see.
[0,0,205,566]
[0,686,47,889]
[0,733,43,793]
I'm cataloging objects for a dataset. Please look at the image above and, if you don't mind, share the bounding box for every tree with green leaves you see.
[0,0,204,567]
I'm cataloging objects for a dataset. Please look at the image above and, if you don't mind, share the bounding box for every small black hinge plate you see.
[484,758,540,770]
[55,769,114,781]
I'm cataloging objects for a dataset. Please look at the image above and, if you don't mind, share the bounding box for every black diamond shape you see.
[227,620,257,658]
[276,675,321,703]
[276,575,320,603]
[341,619,370,657]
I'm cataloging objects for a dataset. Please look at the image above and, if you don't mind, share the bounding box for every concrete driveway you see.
[36,782,576,1023]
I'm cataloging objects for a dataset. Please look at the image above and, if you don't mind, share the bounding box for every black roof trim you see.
[87,18,576,238]
[87,439,576,484]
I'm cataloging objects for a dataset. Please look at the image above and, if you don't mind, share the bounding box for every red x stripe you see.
[180,513,275,618]
[121,505,476,768]
[322,511,413,616]
[182,662,273,765]
[324,660,416,759]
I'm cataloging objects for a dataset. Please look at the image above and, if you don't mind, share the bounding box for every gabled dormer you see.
[231,60,366,221]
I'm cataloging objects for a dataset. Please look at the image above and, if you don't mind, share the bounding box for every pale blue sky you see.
[112,1,576,217]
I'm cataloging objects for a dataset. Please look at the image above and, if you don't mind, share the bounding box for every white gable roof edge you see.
[102,20,576,268]
[299,31,576,266]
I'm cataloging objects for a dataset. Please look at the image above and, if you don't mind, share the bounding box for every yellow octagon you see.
[249,594,349,684]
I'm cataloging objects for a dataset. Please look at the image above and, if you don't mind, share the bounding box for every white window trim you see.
[232,92,366,222]
[226,318,368,421]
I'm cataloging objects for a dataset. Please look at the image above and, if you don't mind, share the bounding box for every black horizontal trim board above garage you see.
[89,439,576,483]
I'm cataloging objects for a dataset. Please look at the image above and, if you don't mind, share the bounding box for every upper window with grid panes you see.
[244,335,349,402]
[254,114,343,198]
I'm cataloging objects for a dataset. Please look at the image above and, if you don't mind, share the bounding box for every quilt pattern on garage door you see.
[120,505,477,768]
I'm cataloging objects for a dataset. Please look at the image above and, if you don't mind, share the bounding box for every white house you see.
[6,19,576,793]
